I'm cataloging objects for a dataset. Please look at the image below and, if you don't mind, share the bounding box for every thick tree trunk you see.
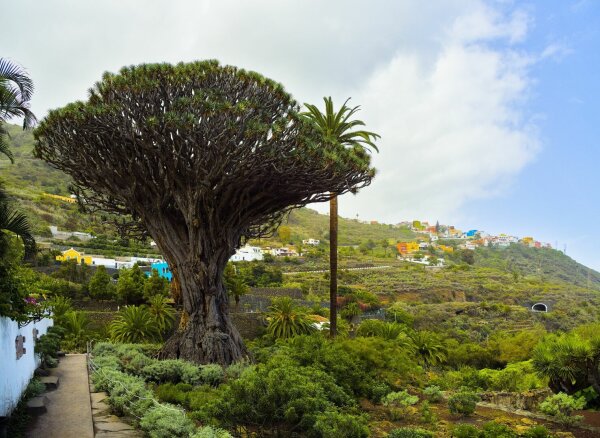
[159,238,248,365]
[329,195,338,338]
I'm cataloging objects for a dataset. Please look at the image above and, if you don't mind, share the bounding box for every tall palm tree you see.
[301,97,379,337]
[0,58,36,162]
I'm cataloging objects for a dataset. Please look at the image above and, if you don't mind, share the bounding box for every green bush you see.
[214,357,353,435]
[313,409,370,438]
[423,385,443,403]
[419,401,437,424]
[92,354,121,371]
[383,390,419,421]
[191,426,234,438]
[521,425,552,438]
[388,427,434,437]
[479,421,516,438]
[448,391,479,417]
[24,378,46,398]
[35,327,64,368]
[382,390,419,408]
[224,360,253,380]
[200,364,225,387]
[154,383,192,407]
[105,373,153,418]
[120,351,156,375]
[450,424,480,438]
[187,385,223,422]
[93,342,119,357]
[539,392,585,427]
[139,404,196,438]
[369,381,392,403]
[142,359,187,383]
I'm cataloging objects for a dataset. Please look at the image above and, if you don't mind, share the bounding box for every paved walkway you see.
[27,354,94,438]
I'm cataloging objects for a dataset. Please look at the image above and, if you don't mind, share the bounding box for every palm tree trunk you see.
[329,194,338,338]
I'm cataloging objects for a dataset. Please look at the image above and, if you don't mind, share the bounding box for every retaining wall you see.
[0,316,53,417]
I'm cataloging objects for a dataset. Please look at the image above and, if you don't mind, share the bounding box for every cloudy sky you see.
[2,0,599,270]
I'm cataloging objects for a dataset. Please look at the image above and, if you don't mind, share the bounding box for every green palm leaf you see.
[0,58,34,102]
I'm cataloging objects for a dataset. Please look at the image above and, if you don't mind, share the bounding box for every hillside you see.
[1,123,416,245]
[285,207,416,245]
[474,244,600,290]
[2,122,599,292]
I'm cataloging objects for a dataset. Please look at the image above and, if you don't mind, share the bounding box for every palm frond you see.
[301,96,380,153]
[0,202,36,258]
[0,86,37,129]
[0,58,34,102]
[0,128,14,163]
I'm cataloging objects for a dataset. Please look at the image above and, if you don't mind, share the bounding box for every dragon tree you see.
[34,61,375,364]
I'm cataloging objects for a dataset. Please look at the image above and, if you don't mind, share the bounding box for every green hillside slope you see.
[474,244,600,290]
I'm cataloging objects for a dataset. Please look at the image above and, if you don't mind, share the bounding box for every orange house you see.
[397,241,420,255]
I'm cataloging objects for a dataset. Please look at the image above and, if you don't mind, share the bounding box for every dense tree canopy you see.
[34,61,375,364]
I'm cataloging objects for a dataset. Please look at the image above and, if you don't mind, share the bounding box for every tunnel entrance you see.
[531,303,548,312]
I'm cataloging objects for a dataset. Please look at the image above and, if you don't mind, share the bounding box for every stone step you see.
[34,367,51,377]
[39,375,60,390]
[27,396,49,414]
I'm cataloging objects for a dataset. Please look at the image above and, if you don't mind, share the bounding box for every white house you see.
[230,245,264,262]
[302,238,320,246]
[49,225,94,241]
[89,255,161,269]
[270,247,298,257]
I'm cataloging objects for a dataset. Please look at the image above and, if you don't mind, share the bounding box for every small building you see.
[56,248,92,265]
[230,245,264,262]
[149,261,172,281]
[302,238,320,246]
[270,247,299,257]
[396,241,420,255]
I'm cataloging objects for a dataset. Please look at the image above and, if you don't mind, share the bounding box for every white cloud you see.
[2,0,542,225]
[335,3,541,223]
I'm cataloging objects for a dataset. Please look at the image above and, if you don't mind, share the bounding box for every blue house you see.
[147,261,172,282]
[466,230,478,237]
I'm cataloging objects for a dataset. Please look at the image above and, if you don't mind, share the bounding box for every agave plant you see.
[109,305,161,343]
[266,297,316,339]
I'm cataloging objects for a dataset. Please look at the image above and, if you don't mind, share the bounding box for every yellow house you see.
[521,237,534,245]
[56,248,93,265]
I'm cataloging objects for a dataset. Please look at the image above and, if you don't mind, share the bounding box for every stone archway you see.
[531,303,548,312]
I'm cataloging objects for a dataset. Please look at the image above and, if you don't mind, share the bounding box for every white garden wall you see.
[0,316,53,417]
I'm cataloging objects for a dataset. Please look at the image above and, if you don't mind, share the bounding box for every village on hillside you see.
[48,217,557,277]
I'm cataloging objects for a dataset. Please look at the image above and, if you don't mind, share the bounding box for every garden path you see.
[26,354,94,438]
